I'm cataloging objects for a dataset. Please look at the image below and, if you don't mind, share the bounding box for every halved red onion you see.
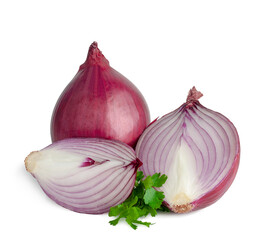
[136,87,240,213]
[25,138,142,214]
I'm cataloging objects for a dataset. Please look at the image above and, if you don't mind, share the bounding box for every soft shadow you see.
[18,162,42,192]
[157,208,200,218]
[18,162,59,208]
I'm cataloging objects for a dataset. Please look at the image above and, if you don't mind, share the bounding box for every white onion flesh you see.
[136,87,240,213]
[25,138,141,214]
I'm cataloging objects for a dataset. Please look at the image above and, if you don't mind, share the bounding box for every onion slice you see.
[25,138,142,214]
[136,87,240,213]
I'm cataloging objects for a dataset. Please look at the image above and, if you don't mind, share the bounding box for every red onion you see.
[136,87,240,213]
[51,42,150,147]
[25,138,142,214]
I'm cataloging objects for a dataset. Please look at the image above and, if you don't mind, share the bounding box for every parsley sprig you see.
[108,171,169,230]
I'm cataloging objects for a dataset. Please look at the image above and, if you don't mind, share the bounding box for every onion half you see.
[51,42,150,147]
[25,138,142,214]
[136,87,240,213]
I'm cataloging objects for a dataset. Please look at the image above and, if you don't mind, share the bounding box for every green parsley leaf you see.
[144,188,165,209]
[108,170,168,230]
[109,217,121,226]
[151,173,168,188]
[158,204,171,212]
[143,173,168,189]
[135,171,144,183]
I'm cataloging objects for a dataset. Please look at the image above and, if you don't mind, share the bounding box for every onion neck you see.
[185,86,203,108]
[80,41,110,69]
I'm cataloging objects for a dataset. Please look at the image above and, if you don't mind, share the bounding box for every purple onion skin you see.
[51,42,150,148]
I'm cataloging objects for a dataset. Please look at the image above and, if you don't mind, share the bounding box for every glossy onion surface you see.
[25,138,142,214]
[51,42,150,147]
[136,87,240,213]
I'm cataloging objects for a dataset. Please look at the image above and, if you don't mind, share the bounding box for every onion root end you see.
[172,203,194,213]
[25,151,39,173]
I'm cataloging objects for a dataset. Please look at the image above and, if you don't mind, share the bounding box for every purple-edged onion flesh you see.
[25,138,142,214]
[136,87,240,213]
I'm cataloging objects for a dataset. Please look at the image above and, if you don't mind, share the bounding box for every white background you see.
[1,0,260,239]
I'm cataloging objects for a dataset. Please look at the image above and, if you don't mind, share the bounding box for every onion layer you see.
[136,87,240,213]
[25,138,142,214]
[51,42,150,147]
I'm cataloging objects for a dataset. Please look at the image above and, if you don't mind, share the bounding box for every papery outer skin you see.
[136,97,240,213]
[25,138,142,214]
[51,42,150,147]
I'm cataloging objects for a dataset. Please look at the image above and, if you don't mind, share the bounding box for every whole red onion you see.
[51,42,150,147]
